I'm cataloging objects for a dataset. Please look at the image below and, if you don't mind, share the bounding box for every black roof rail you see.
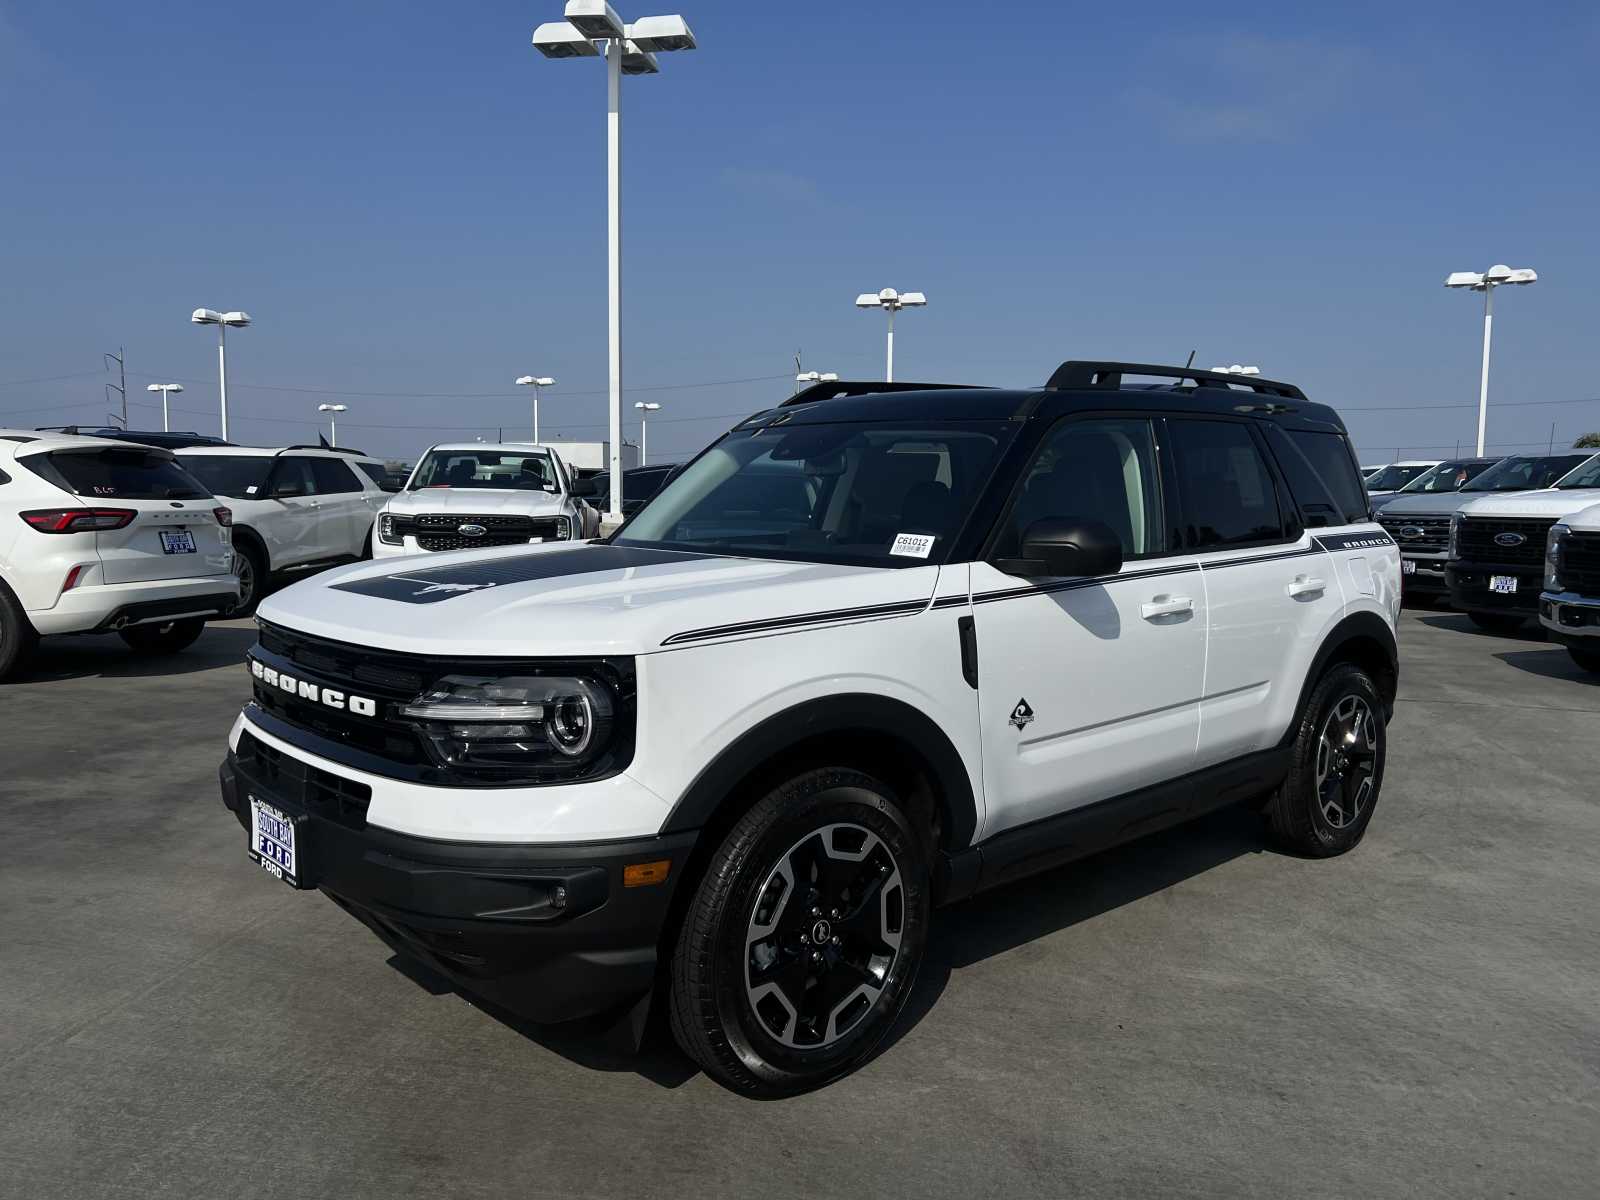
[1045,361,1307,402]
[780,380,986,407]
[278,444,370,456]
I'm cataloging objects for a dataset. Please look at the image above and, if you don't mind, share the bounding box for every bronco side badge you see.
[1009,698,1034,730]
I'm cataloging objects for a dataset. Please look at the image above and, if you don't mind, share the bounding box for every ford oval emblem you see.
[457,523,487,538]
[1493,531,1526,547]
[1398,525,1424,540]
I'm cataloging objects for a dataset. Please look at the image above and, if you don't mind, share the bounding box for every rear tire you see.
[118,617,205,656]
[1568,643,1600,675]
[669,768,930,1097]
[0,580,39,683]
[1468,611,1524,634]
[1267,663,1386,858]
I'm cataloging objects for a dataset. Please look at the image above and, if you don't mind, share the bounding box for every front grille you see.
[398,512,563,554]
[236,729,372,829]
[1378,513,1452,554]
[1455,516,1555,569]
[1564,531,1600,595]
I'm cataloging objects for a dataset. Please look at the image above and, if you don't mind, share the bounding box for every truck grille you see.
[394,512,564,553]
[235,728,372,829]
[1378,514,1451,554]
[1564,531,1600,594]
[1455,516,1555,569]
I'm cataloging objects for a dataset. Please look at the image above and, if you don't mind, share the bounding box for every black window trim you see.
[1161,414,1302,556]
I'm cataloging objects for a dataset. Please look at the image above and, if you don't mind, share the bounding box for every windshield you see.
[1461,453,1590,493]
[409,450,558,492]
[180,454,274,498]
[1555,455,1600,489]
[1396,459,1497,495]
[28,448,211,500]
[1365,464,1433,491]
[616,420,1012,567]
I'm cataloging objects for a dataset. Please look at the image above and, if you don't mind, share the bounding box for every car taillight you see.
[20,508,137,533]
[62,564,88,592]
[213,506,233,527]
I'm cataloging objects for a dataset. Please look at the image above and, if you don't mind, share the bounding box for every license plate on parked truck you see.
[159,529,197,554]
[1490,575,1518,594]
[249,795,305,887]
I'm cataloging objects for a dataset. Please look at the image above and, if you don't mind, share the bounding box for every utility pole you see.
[104,347,127,427]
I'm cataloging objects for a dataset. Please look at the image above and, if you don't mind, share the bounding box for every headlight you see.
[399,673,618,777]
[378,513,402,545]
[1448,512,1464,559]
[555,515,572,540]
[1546,524,1569,592]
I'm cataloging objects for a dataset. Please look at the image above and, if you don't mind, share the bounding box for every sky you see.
[2,0,1598,465]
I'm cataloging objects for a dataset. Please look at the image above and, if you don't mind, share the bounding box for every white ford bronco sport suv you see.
[0,430,236,681]
[220,362,1400,1096]
[373,442,599,557]
[176,444,393,614]
[1541,499,1600,674]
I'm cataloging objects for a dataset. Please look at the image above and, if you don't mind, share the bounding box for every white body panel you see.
[1540,500,1600,643]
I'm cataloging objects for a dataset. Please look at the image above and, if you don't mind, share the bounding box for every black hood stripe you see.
[331,544,712,604]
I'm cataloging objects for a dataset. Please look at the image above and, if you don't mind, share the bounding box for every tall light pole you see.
[854,288,926,382]
[634,401,660,465]
[145,383,184,432]
[1445,264,1537,456]
[1210,364,1261,376]
[190,308,252,441]
[317,403,347,445]
[532,2,698,524]
[516,375,556,442]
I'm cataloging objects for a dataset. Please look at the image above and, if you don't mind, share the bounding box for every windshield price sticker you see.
[891,532,935,559]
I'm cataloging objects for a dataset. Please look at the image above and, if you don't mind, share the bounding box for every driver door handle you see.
[1287,575,1326,597]
[1141,595,1194,620]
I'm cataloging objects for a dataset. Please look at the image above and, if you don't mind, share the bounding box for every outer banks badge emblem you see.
[1008,698,1035,730]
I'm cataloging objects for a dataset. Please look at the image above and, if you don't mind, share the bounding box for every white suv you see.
[372,443,599,558]
[218,363,1399,1096]
[0,430,237,681]
[1540,499,1600,673]
[176,445,392,614]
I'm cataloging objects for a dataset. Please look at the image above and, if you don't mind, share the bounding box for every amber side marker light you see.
[623,860,671,888]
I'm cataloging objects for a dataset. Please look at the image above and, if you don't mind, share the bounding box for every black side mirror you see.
[996,518,1124,578]
[571,476,602,499]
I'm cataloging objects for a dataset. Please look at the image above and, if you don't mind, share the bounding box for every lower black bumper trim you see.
[96,592,236,630]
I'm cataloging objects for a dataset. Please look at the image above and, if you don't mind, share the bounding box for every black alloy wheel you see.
[1267,662,1387,857]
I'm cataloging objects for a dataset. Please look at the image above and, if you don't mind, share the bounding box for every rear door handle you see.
[1141,595,1194,620]
[1287,575,1326,597]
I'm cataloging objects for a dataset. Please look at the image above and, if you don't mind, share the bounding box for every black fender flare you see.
[659,692,980,851]
[1284,610,1399,740]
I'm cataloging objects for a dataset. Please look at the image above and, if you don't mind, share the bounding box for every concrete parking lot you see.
[1,608,1595,1198]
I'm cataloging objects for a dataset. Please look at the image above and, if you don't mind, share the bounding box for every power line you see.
[0,370,107,389]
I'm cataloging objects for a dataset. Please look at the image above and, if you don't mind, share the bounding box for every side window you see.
[1280,429,1370,524]
[995,418,1165,560]
[271,458,317,498]
[353,461,388,488]
[309,457,361,495]
[1167,418,1287,550]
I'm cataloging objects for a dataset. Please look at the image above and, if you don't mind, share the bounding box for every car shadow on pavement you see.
[1417,613,1545,640]
[1494,648,1600,686]
[10,624,258,684]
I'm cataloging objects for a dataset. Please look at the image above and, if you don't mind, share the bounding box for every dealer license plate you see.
[249,795,305,887]
[1490,575,1518,595]
[159,529,197,554]
[1401,559,1416,575]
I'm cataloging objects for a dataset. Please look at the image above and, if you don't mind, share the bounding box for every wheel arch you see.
[231,522,271,572]
[1285,610,1399,738]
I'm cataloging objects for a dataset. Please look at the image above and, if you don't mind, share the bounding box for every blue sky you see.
[2,0,1597,464]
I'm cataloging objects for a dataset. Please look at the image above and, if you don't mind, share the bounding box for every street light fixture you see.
[854,288,926,382]
[317,403,348,445]
[145,383,184,432]
[190,308,251,441]
[1445,264,1538,456]
[515,375,557,442]
[633,401,660,465]
[1210,364,1261,376]
[531,2,698,524]
[795,371,839,385]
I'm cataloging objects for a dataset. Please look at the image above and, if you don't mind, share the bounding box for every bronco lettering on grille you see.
[250,658,378,717]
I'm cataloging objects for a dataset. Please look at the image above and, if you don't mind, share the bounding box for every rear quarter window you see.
[1278,429,1370,524]
[26,448,211,500]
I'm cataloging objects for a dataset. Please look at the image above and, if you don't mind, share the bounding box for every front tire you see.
[1568,643,1600,675]
[1267,663,1386,857]
[118,617,205,655]
[669,768,930,1097]
[0,580,39,683]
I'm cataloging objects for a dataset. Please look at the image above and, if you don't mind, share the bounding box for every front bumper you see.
[220,743,697,1025]
[1445,561,1543,615]
[1540,592,1600,646]
[1398,552,1449,594]
[27,574,239,635]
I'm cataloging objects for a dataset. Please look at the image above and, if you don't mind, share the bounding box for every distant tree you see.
[1576,432,1600,449]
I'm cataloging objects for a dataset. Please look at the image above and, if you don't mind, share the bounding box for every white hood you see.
[257,541,943,658]
[383,488,569,518]
[1456,488,1600,520]
[1554,499,1600,532]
